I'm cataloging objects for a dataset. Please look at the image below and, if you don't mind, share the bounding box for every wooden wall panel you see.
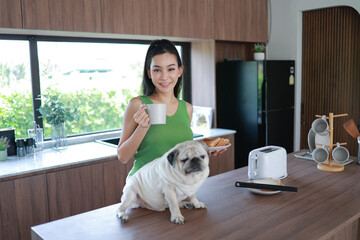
[301,7,360,156]
[0,0,22,29]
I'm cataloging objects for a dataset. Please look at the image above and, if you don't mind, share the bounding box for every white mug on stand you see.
[314,132,330,149]
[332,142,349,164]
[146,104,167,125]
[311,116,329,136]
[312,146,329,163]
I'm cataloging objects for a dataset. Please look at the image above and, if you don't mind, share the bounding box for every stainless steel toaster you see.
[248,146,287,180]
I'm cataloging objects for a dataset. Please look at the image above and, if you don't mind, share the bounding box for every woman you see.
[117,39,222,176]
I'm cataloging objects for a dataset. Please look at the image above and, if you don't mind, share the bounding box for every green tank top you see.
[129,96,193,176]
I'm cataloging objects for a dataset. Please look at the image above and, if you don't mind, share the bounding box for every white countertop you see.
[0,128,236,180]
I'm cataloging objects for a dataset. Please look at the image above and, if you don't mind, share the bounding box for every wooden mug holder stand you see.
[314,113,348,172]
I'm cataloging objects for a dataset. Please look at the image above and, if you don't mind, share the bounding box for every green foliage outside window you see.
[0,88,139,139]
[0,92,34,138]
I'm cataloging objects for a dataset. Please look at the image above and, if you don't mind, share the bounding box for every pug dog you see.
[116,140,210,224]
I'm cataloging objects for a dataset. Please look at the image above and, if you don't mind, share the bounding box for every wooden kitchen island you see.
[31,152,360,240]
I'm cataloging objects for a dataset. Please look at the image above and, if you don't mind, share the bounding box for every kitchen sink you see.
[95,133,203,147]
[95,137,120,147]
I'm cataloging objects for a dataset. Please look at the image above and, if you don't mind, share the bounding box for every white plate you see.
[248,188,281,195]
[307,129,316,152]
[209,144,231,152]
[246,180,282,195]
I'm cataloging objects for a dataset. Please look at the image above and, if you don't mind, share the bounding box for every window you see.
[0,39,33,138]
[0,36,190,139]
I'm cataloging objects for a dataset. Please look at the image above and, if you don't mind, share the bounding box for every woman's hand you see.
[210,149,227,156]
[133,104,150,128]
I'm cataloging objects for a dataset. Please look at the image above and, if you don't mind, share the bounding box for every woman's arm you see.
[117,97,150,163]
[185,101,193,126]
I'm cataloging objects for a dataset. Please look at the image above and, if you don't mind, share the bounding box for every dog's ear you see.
[199,141,211,155]
[167,149,179,167]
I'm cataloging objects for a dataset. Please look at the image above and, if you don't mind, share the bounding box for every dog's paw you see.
[116,209,129,223]
[171,214,185,224]
[193,201,206,209]
[120,215,129,223]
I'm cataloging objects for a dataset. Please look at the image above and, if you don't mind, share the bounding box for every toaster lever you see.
[249,155,258,177]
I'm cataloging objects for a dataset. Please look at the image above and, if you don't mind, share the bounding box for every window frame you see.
[0,34,191,139]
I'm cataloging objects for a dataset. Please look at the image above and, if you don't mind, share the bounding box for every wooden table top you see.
[31,152,360,240]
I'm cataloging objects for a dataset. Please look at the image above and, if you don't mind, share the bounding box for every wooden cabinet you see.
[47,158,134,221]
[162,0,214,39]
[91,158,133,207]
[0,175,49,240]
[47,165,94,221]
[19,0,267,41]
[22,0,102,32]
[214,0,268,42]
[0,0,22,29]
[208,134,235,176]
[21,0,51,30]
[102,0,163,36]
[102,0,214,38]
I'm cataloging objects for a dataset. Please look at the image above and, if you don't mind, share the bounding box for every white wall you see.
[267,0,360,151]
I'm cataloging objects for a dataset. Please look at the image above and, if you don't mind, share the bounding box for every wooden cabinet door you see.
[49,0,102,32]
[0,175,49,240]
[22,0,101,32]
[0,0,22,29]
[214,0,268,42]
[102,0,213,38]
[47,165,94,221]
[163,0,214,39]
[22,0,51,30]
[91,160,126,208]
[47,159,133,221]
[102,0,163,36]
[208,134,235,176]
[0,208,2,240]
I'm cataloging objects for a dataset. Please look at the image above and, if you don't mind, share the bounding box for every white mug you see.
[311,116,329,136]
[332,142,349,163]
[146,104,166,125]
[312,146,329,163]
[314,132,329,148]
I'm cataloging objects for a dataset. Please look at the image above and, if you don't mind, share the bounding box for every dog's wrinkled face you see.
[167,141,210,175]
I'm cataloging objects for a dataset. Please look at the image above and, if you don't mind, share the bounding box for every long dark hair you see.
[141,39,183,97]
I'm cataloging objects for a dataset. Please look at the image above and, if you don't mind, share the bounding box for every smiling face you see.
[147,52,183,95]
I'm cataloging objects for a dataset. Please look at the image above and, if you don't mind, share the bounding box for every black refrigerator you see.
[216,60,295,168]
